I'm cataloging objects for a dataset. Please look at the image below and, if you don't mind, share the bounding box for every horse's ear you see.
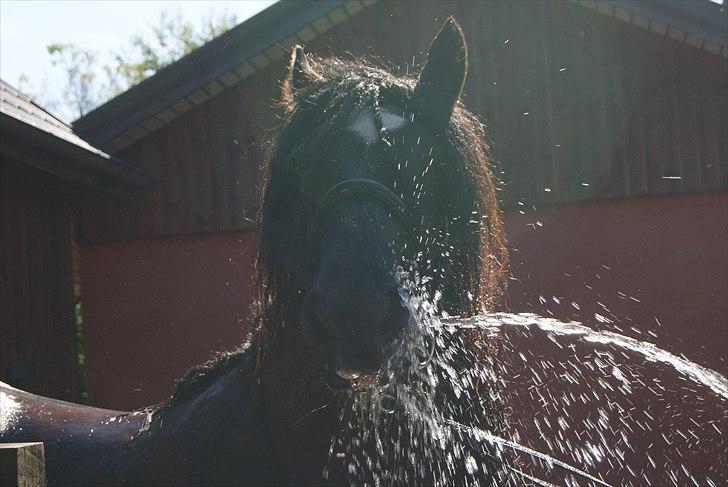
[283,46,316,111]
[413,17,467,125]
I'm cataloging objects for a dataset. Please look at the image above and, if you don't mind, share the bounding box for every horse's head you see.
[258,19,506,391]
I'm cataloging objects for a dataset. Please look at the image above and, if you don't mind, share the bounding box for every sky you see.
[0,0,276,121]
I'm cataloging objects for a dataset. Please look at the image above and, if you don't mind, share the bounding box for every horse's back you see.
[0,381,144,485]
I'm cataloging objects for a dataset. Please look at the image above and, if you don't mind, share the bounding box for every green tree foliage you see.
[113,9,238,87]
[39,9,238,119]
[47,43,107,118]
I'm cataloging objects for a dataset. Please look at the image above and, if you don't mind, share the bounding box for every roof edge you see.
[74,0,366,149]
[1,112,154,194]
[579,0,728,51]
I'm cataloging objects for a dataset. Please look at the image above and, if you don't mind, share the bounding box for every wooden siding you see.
[80,0,727,242]
[80,75,270,242]
[0,159,77,401]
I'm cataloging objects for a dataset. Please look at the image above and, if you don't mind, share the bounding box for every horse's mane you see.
[149,347,248,417]
[254,54,509,365]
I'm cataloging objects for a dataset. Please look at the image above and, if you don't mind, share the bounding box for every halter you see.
[307,178,417,272]
[300,98,482,277]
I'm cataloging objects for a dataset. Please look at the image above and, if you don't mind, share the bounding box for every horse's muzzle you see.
[302,284,411,386]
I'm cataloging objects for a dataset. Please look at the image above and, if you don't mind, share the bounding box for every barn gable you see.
[74,0,727,243]
[74,0,727,155]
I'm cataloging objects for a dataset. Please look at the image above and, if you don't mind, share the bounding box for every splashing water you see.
[468,313,728,487]
[324,306,727,486]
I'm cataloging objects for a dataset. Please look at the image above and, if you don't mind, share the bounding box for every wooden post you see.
[0,443,46,487]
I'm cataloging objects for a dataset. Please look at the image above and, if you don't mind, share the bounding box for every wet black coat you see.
[0,349,275,486]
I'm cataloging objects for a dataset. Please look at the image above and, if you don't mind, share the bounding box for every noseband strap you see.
[314,179,413,230]
[308,179,416,270]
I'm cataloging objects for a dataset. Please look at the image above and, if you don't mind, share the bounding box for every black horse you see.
[0,19,509,485]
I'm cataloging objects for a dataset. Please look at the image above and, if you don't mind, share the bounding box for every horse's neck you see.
[117,358,271,484]
[260,327,342,483]
[157,362,252,430]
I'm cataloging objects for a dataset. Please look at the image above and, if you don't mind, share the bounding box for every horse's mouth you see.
[324,366,352,391]
[322,365,381,392]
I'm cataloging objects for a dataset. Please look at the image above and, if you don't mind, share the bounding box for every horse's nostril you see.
[379,291,410,338]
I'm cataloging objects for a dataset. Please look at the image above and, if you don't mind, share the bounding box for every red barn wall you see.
[506,191,728,377]
[79,191,726,410]
[79,230,256,410]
